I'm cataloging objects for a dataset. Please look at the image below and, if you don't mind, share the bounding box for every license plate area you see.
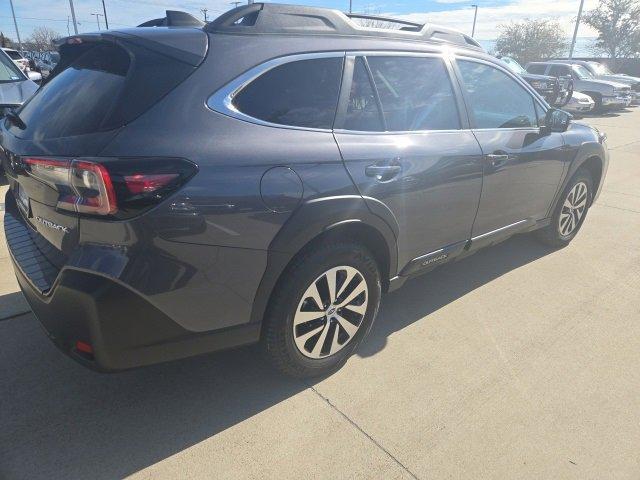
[15,184,30,214]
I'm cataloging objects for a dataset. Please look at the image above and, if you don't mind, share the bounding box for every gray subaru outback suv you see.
[1,4,608,377]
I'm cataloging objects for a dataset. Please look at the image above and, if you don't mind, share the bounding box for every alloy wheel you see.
[293,266,368,359]
[559,181,588,236]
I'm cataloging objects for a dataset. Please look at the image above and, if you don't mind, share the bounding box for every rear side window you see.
[527,64,547,75]
[366,56,460,131]
[233,58,343,129]
[10,42,196,140]
[457,60,537,129]
[344,57,384,131]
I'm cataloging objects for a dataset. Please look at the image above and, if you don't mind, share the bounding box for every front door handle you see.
[365,163,401,181]
[485,153,510,167]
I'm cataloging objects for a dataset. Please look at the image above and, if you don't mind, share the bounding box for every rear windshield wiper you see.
[5,109,26,130]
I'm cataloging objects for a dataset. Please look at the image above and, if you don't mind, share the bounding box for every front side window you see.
[548,65,571,77]
[457,60,537,129]
[526,64,547,75]
[366,56,460,131]
[232,57,343,129]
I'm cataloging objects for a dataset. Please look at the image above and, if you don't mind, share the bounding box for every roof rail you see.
[205,3,483,50]
[138,10,204,28]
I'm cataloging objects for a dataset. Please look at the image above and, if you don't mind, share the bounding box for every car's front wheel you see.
[262,240,381,378]
[535,169,593,247]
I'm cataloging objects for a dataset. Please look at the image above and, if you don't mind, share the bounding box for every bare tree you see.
[0,32,16,48]
[495,19,568,65]
[583,0,640,59]
[25,27,60,56]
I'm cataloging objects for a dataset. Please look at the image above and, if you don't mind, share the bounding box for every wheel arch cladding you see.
[249,195,399,325]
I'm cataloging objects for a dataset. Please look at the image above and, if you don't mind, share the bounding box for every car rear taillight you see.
[24,157,197,219]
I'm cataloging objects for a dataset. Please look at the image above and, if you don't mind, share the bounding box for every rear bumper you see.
[4,192,262,371]
[13,262,260,371]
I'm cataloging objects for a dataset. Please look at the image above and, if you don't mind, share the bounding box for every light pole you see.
[8,0,22,50]
[102,0,109,29]
[69,0,79,34]
[349,0,352,14]
[471,4,478,38]
[569,0,585,59]
[201,8,209,21]
[92,13,103,30]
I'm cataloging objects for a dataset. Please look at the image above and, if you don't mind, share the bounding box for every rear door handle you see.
[365,163,401,181]
[485,153,510,167]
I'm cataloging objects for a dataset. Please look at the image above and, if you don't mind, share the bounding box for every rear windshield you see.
[9,41,196,140]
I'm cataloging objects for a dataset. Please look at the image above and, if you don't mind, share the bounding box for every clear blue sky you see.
[1,0,597,43]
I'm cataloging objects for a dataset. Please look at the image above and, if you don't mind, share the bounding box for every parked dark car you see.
[1,4,608,377]
[499,56,572,106]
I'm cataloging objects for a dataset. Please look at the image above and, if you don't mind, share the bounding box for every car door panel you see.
[471,129,565,234]
[454,57,565,237]
[333,53,484,271]
[335,131,484,268]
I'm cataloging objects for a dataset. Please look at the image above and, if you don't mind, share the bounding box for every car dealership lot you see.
[1,108,639,480]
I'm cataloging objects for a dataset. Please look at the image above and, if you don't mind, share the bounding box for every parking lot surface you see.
[1,108,639,480]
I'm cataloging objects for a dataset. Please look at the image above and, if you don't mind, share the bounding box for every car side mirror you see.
[543,108,572,133]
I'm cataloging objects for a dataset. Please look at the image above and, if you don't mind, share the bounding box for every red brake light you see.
[26,157,117,216]
[22,156,197,219]
[124,173,179,194]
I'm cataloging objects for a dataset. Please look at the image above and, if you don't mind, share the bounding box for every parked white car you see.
[563,91,595,114]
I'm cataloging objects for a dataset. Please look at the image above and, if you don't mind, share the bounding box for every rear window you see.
[9,42,196,140]
[232,57,343,129]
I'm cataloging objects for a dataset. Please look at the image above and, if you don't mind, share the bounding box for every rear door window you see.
[0,52,23,81]
[344,57,384,132]
[366,56,460,131]
[457,59,537,129]
[232,57,343,129]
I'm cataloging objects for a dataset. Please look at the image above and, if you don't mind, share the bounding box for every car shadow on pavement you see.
[0,234,555,480]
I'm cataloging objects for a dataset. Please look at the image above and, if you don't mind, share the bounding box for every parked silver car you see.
[548,60,640,105]
[0,48,38,174]
[563,91,595,115]
[526,61,631,111]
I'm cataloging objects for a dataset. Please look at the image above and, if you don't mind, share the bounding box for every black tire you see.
[535,169,593,248]
[262,240,381,378]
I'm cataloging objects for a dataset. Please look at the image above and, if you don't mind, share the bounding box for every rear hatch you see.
[1,28,207,292]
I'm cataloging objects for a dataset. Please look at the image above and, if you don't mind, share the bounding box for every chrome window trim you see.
[206,51,346,133]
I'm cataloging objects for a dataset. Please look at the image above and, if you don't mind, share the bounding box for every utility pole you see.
[201,8,209,22]
[67,16,71,35]
[69,0,79,34]
[102,0,109,29]
[92,13,103,30]
[569,0,585,59]
[230,1,241,7]
[471,4,478,38]
[349,0,352,14]
[8,0,22,50]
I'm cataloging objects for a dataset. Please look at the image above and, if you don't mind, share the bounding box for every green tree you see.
[583,0,640,58]
[495,19,568,65]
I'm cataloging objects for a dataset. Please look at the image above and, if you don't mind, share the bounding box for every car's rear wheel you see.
[535,169,593,247]
[262,240,381,378]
